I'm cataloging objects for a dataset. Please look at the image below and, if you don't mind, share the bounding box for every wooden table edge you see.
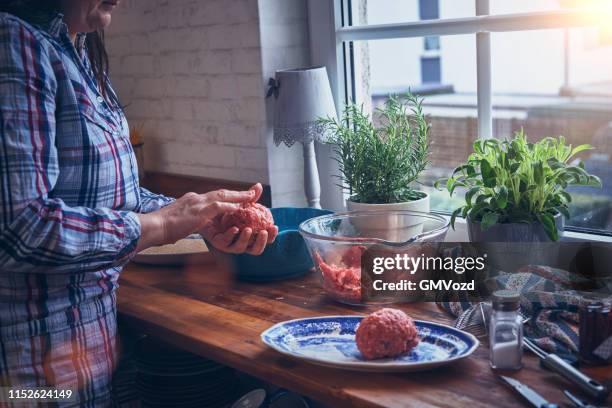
[117,308,378,408]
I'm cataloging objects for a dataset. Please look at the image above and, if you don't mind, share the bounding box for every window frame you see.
[307,0,612,239]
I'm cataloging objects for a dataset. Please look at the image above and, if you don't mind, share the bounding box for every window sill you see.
[442,216,612,243]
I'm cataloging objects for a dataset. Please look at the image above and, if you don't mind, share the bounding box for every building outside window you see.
[329,0,612,236]
[424,36,441,51]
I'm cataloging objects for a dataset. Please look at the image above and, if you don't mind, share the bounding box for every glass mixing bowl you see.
[299,210,450,306]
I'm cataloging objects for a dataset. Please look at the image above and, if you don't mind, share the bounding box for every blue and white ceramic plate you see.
[261,316,479,372]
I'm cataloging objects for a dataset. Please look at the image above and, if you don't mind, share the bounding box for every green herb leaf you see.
[496,185,508,209]
[446,177,456,194]
[558,191,572,203]
[538,213,559,241]
[570,144,592,157]
[587,175,602,188]
[465,186,481,206]
[450,207,462,230]
[481,160,496,188]
[558,205,570,219]
[533,161,544,185]
[481,212,499,230]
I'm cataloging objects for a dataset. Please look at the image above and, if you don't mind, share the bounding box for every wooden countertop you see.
[117,261,610,408]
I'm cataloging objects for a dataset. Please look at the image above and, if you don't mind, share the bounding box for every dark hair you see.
[0,0,110,98]
[85,30,109,98]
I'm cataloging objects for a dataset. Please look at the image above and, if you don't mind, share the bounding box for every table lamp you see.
[269,66,337,208]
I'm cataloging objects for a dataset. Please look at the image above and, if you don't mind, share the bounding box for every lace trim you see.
[273,121,330,147]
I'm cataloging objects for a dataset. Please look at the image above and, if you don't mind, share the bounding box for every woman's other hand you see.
[136,183,271,253]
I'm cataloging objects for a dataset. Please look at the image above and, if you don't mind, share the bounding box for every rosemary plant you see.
[318,93,430,204]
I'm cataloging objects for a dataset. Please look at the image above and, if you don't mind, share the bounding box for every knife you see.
[523,338,609,401]
[564,390,599,408]
[499,375,558,408]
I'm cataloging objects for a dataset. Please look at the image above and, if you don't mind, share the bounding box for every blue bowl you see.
[214,207,333,282]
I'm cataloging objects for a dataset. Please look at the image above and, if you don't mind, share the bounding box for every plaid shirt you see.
[0,11,173,405]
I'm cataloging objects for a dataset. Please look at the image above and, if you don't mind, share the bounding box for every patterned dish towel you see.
[437,264,612,360]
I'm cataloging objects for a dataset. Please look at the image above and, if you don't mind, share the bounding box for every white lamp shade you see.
[273,66,337,146]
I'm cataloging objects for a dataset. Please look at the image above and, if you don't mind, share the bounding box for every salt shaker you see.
[490,290,523,370]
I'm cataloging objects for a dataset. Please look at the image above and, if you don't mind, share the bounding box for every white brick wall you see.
[106,0,267,185]
[106,0,311,205]
[259,0,311,207]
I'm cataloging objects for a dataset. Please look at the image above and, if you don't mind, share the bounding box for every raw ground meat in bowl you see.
[298,211,449,306]
[314,251,362,303]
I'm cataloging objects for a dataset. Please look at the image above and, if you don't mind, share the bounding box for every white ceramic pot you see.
[346,194,430,242]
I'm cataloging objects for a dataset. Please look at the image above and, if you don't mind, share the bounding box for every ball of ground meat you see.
[355,308,419,360]
[220,202,274,233]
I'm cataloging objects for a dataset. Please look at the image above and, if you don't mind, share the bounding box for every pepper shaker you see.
[579,300,612,365]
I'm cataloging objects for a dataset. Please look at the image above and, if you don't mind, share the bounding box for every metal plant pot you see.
[467,212,564,242]
[467,212,564,272]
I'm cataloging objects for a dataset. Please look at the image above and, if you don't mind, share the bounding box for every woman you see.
[0,0,278,406]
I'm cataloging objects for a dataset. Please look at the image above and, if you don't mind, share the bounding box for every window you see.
[420,56,441,83]
[362,34,477,214]
[352,0,475,26]
[316,0,612,236]
[490,28,612,232]
[424,36,440,51]
[418,0,439,21]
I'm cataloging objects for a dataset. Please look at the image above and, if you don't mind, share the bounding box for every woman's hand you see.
[136,183,275,254]
[199,183,278,255]
[200,217,278,256]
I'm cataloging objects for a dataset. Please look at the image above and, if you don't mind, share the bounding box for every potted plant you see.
[317,93,431,240]
[438,129,601,242]
[319,93,430,210]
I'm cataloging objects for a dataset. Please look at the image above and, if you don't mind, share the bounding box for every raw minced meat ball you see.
[219,202,274,233]
[355,308,420,360]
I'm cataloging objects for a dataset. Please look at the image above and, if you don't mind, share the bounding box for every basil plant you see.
[437,129,602,241]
